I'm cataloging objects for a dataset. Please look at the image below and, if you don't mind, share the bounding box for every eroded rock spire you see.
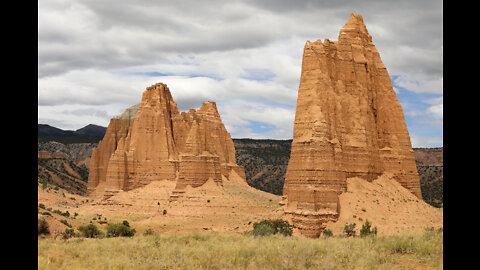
[87,83,246,199]
[282,13,421,238]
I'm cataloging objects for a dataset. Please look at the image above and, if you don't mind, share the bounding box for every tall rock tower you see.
[282,13,421,237]
[87,83,246,199]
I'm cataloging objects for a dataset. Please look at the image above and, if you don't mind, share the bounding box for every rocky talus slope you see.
[38,141,97,164]
[233,139,291,195]
[415,148,443,207]
[38,151,89,195]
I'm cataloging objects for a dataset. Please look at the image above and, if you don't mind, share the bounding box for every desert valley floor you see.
[38,169,442,239]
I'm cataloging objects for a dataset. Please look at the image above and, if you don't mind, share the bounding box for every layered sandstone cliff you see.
[282,13,421,237]
[87,83,245,199]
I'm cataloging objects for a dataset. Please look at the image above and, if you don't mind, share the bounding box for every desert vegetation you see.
[38,228,443,269]
[38,137,443,207]
[38,219,50,235]
[246,219,294,237]
[37,157,88,195]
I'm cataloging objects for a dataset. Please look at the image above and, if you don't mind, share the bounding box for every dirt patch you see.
[324,173,443,236]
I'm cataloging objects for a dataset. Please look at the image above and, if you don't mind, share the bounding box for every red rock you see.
[87,83,245,199]
[282,13,421,237]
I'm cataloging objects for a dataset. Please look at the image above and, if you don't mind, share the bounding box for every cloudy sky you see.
[38,0,443,147]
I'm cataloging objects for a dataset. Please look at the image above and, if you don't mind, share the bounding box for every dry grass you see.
[38,229,442,269]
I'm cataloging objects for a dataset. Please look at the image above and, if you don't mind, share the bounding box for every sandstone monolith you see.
[87,83,245,199]
[282,13,421,237]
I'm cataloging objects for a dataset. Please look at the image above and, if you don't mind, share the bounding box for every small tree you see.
[38,219,50,235]
[78,224,103,238]
[360,219,378,237]
[250,219,293,237]
[251,222,275,236]
[106,223,136,237]
[269,219,294,236]
[344,223,356,237]
[62,228,76,239]
[322,229,333,238]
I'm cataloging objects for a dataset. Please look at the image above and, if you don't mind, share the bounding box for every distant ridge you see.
[74,124,108,137]
[38,124,107,144]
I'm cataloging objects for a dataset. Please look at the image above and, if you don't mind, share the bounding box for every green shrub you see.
[344,223,356,237]
[322,229,333,238]
[38,219,50,235]
[122,220,130,227]
[359,219,378,238]
[78,224,103,238]
[250,223,275,236]
[143,228,156,236]
[62,228,75,239]
[52,209,70,218]
[250,219,293,237]
[106,223,136,237]
[270,219,293,236]
[60,219,72,228]
[163,209,167,215]
[39,203,46,209]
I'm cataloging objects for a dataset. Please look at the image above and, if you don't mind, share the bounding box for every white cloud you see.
[427,104,443,118]
[391,74,443,95]
[38,0,442,141]
[38,103,129,130]
[410,135,443,148]
[405,110,424,117]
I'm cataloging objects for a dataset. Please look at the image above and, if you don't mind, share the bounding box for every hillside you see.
[38,141,98,162]
[38,170,281,240]
[233,139,291,195]
[414,148,443,207]
[38,124,106,144]
[233,139,443,208]
[38,155,89,195]
[37,125,443,207]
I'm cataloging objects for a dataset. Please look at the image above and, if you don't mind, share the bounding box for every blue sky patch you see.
[240,68,276,81]
[392,76,443,147]
[247,120,277,134]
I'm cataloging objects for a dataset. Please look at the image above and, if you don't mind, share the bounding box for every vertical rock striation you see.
[87,83,245,199]
[282,13,421,237]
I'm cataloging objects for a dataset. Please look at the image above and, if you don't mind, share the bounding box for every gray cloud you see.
[39,0,442,80]
[38,0,442,145]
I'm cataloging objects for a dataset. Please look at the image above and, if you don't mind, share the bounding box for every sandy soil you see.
[38,171,442,238]
[324,173,443,236]
[38,170,282,237]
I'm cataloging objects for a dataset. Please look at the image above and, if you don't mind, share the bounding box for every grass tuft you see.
[38,230,443,269]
